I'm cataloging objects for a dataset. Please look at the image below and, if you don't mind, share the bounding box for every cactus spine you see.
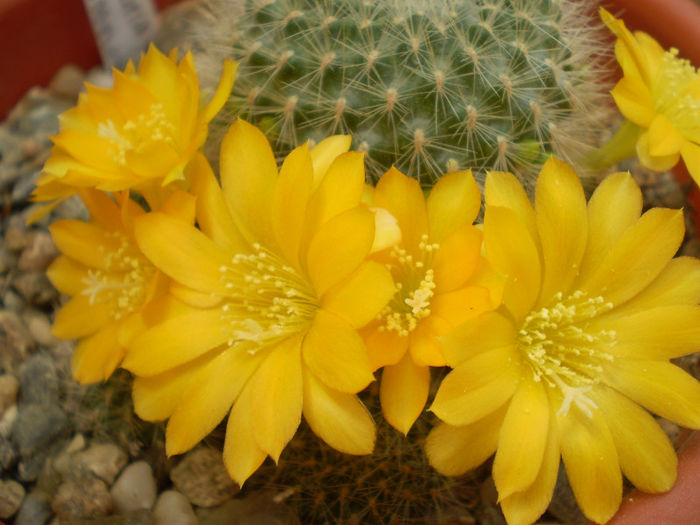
[195,0,613,185]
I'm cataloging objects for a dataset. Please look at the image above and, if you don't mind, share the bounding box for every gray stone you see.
[52,479,112,520]
[170,447,238,508]
[0,435,17,471]
[12,402,70,457]
[74,443,128,485]
[19,353,58,404]
[110,461,157,513]
[60,508,153,525]
[11,169,42,204]
[0,374,19,417]
[0,310,35,370]
[2,289,25,312]
[0,479,25,519]
[49,65,85,100]
[12,271,58,305]
[18,231,58,271]
[15,490,52,525]
[153,490,198,525]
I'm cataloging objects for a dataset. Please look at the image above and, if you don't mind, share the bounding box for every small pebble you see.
[0,436,17,471]
[12,271,59,305]
[0,479,26,519]
[0,310,35,370]
[111,461,157,513]
[0,405,18,438]
[170,447,238,508]
[18,353,59,404]
[25,312,59,347]
[52,479,112,520]
[18,231,58,271]
[74,443,128,485]
[0,375,19,417]
[48,65,85,100]
[153,490,198,525]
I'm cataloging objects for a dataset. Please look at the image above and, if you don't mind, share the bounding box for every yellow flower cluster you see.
[38,34,700,525]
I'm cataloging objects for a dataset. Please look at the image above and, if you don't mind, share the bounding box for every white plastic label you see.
[83,0,159,69]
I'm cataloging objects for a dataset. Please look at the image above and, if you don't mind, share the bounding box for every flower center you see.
[80,232,155,320]
[376,234,439,337]
[517,290,617,417]
[655,49,700,141]
[97,103,176,165]
[218,243,318,352]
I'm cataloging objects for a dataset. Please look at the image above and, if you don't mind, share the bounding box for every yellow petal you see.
[602,359,700,428]
[52,294,112,339]
[425,406,506,476]
[364,327,408,370]
[408,316,450,367]
[430,285,494,328]
[223,380,267,487]
[309,135,352,188]
[306,206,375,296]
[431,224,483,293]
[427,170,480,243]
[578,172,642,284]
[440,311,517,367]
[78,189,122,231]
[302,309,374,393]
[647,115,683,157]
[132,351,216,421]
[322,261,395,328]
[166,347,263,455]
[169,282,223,309]
[484,206,541,322]
[220,119,278,247]
[250,336,303,462]
[124,308,230,375]
[158,190,196,224]
[49,220,122,270]
[680,140,700,187]
[610,77,656,127]
[188,152,248,254]
[373,167,428,254]
[200,59,237,124]
[636,131,681,172]
[134,212,231,295]
[380,354,430,435]
[559,406,622,524]
[46,255,89,296]
[594,387,677,493]
[500,405,560,525]
[600,9,649,82]
[369,206,401,253]
[302,370,375,455]
[535,157,588,305]
[51,129,119,170]
[485,170,538,244]
[611,256,700,313]
[493,378,550,500]
[273,143,313,266]
[305,151,366,236]
[430,346,520,427]
[597,305,700,359]
[71,323,123,384]
[580,208,684,307]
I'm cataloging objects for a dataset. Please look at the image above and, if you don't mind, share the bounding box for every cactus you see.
[193,0,613,185]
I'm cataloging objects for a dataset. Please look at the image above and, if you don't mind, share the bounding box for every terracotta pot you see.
[0,0,183,120]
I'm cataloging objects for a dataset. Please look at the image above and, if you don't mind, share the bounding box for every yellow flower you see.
[122,120,395,486]
[599,8,700,185]
[363,168,502,434]
[33,45,236,212]
[47,187,196,383]
[426,158,700,525]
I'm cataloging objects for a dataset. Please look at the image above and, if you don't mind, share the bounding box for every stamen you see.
[517,290,616,417]
[219,245,318,352]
